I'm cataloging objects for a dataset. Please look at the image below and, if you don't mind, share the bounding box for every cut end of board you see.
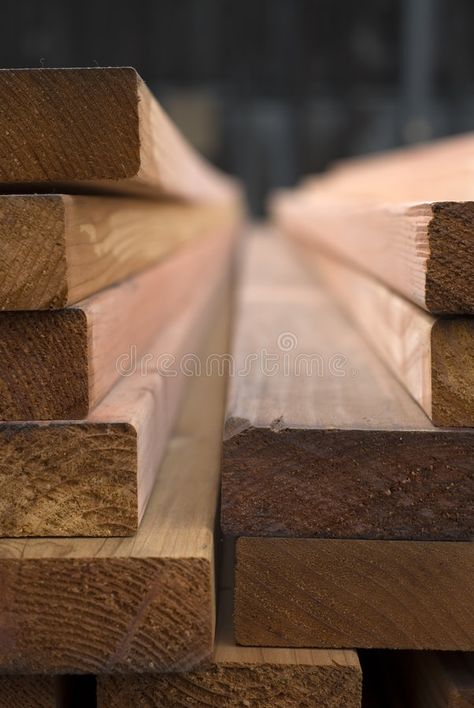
[0,308,90,420]
[0,195,68,309]
[431,317,474,426]
[0,67,141,183]
[0,421,138,537]
[426,201,474,313]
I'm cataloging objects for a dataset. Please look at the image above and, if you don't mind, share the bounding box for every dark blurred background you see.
[1,0,473,213]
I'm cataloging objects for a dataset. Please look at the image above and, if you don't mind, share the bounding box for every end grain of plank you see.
[0,676,59,708]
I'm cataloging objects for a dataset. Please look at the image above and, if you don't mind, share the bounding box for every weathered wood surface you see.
[96,590,362,708]
[235,538,474,650]
[221,233,474,540]
[0,221,234,420]
[0,226,234,536]
[289,242,474,427]
[0,194,238,309]
[0,68,237,202]
[0,296,229,673]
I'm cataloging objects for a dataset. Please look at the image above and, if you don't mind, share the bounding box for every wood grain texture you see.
[0,226,234,536]
[0,676,59,707]
[0,68,237,202]
[235,538,474,650]
[96,590,362,708]
[0,295,229,673]
[0,194,238,309]
[288,242,474,427]
[389,652,474,708]
[0,220,235,420]
[221,233,474,540]
[273,193,474,314]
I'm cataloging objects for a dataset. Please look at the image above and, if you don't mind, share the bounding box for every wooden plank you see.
[221,233,474,540]
[96,590,362,708]
[287,241,474,427]
[0,68,238,202]
[391,652,474,707]
[0,194,239,309]
[0,226,233,536]
[235,538,474,650]
[314,132,474,205]
[0,220,236,420]
[273,192,474,314]
[0,293,229,673]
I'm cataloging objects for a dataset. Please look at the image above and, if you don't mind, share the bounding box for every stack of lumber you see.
[214,134,473,702]
[0,66,249,706]
[0,67,362,708]
[222,231,473,654]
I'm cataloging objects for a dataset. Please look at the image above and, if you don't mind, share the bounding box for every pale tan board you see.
[392,652,474,707]
[96,589,362,708]
[273,191,474,314]
[0,225,234,537]
[0,68,238,202]
[221,233,474,540]
[0,220,237,420]
[305,132,474,204]
[0,296,229,673]
[0,194,239,309]
[235,538,474,650]
[287,240,474,427]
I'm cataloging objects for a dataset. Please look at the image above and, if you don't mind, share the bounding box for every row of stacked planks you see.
[0,67,470,706]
